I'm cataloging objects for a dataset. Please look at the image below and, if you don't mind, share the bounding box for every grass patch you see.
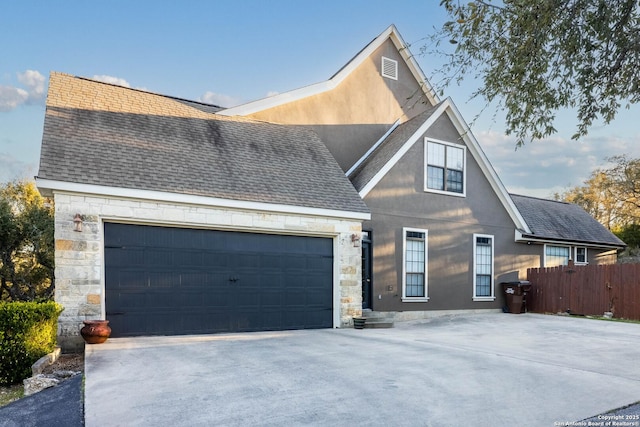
[585,315,640,324]
[0,383,23,407]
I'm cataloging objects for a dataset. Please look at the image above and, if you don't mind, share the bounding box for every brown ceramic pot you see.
[80,320,111,344]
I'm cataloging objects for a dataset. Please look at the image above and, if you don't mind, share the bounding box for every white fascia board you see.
[358,101,449,198]
[514,230,625,249]
[443,99,531,234]
[35,178,371,221]
[387,27,440,106]
[219,25,438,116]
[346,119,400,177]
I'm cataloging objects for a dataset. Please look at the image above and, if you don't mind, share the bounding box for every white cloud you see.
[476,129,638,198]
[17,70,46,102]
[199,91,242,107]
[92,75,131,88]
[0,70,46,112]
[0,86,29,112]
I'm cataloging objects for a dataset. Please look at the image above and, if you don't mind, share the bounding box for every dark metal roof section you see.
[510,194,625,247]
[38,73,369,215]
[349,103,442,192]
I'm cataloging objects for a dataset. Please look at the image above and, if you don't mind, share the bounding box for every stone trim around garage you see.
[53,192,364,351]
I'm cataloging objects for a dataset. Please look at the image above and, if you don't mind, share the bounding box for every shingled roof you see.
[348,104,442,193]
[37,73,369,215]
[510,194,625,247]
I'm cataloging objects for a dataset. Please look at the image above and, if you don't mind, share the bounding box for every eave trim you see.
[35,178,371,221]
[515,229,626,250]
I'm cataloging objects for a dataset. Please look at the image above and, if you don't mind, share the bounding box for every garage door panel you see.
[110,270,147,289]
[147,271,175,288]
[202,291,230,307]
[172,251,202,267]
[260,312,284,330]
[260,290,283,307]
[143,248,172,266]
[179,271,207,287]
[105,223,146,247]
[105,223,333,337]
[204,252,229,267]
[105,247,145,267]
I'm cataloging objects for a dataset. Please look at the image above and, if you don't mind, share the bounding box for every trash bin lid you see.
[501,280,530,286]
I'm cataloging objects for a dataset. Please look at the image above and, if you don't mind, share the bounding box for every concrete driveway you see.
[85,313,640,426]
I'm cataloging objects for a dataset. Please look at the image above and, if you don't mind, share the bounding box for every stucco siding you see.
[362,116,542,312]
[590,249,618,264]
[53,192,363,351]
[245,39,432,171]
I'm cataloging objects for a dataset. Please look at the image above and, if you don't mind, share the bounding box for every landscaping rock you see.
[23,375,60,396]
[51,370,80,380]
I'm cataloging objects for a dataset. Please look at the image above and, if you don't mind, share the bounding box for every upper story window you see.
[425,139,466,196]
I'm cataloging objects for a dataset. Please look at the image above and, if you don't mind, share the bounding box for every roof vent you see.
[381,57,398,80]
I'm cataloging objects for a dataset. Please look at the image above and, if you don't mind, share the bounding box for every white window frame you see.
[424,138,466,197]
[473,233,495,301]
[402,227,429,302]
[381,56,398,80]
[575,246,588,264]
[544,244,571,267]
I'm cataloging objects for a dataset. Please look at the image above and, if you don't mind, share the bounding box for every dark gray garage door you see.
[104,223,333,337]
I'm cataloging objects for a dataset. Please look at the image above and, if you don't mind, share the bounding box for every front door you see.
[362,231,372,310]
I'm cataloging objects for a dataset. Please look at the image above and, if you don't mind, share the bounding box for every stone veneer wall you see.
[54,192,363,351]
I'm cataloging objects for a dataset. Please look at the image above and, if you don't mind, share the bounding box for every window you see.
[402,228,428,302]
[474,234,495,301]
[425,139,465,195]
[545,245,570,267]
[381,56,398,80]
[575,247,587,264]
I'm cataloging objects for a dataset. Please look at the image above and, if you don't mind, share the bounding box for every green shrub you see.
[0,301,63,385]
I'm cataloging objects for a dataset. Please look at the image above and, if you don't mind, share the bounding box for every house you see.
[36,73,370,349]
[218,25,625,316]
[36,25,624,349]
[511,194,624,266]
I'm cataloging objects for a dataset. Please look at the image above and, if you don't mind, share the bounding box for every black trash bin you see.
[501,281,532,314]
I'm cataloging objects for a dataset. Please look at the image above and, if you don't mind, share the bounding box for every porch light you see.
[73,213,83,232]
[351,233,361,247]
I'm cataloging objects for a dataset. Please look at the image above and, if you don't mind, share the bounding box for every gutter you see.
[515,229,626,250]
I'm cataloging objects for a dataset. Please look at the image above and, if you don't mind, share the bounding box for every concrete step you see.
[363,320,394,329]
[353,312,394,329]
[360,310,394,320]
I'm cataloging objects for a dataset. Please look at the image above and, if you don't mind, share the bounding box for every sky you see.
[1,1,639,198]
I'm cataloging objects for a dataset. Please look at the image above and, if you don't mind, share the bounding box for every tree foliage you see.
[0,181,54,302]
[556,155,640,239]
[432,0,640,146]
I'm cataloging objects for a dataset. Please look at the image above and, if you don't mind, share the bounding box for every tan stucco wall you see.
[245,39,433,171]
[53,192,363,351]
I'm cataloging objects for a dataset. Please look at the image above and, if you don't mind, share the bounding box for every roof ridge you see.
[47,72,240,121]
[70,73,224,109]
[510,193,571,205]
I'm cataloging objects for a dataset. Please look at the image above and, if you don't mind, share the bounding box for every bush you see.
[0,301,63,385]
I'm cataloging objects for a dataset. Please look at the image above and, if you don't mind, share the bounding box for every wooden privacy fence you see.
[526,262,640,320]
